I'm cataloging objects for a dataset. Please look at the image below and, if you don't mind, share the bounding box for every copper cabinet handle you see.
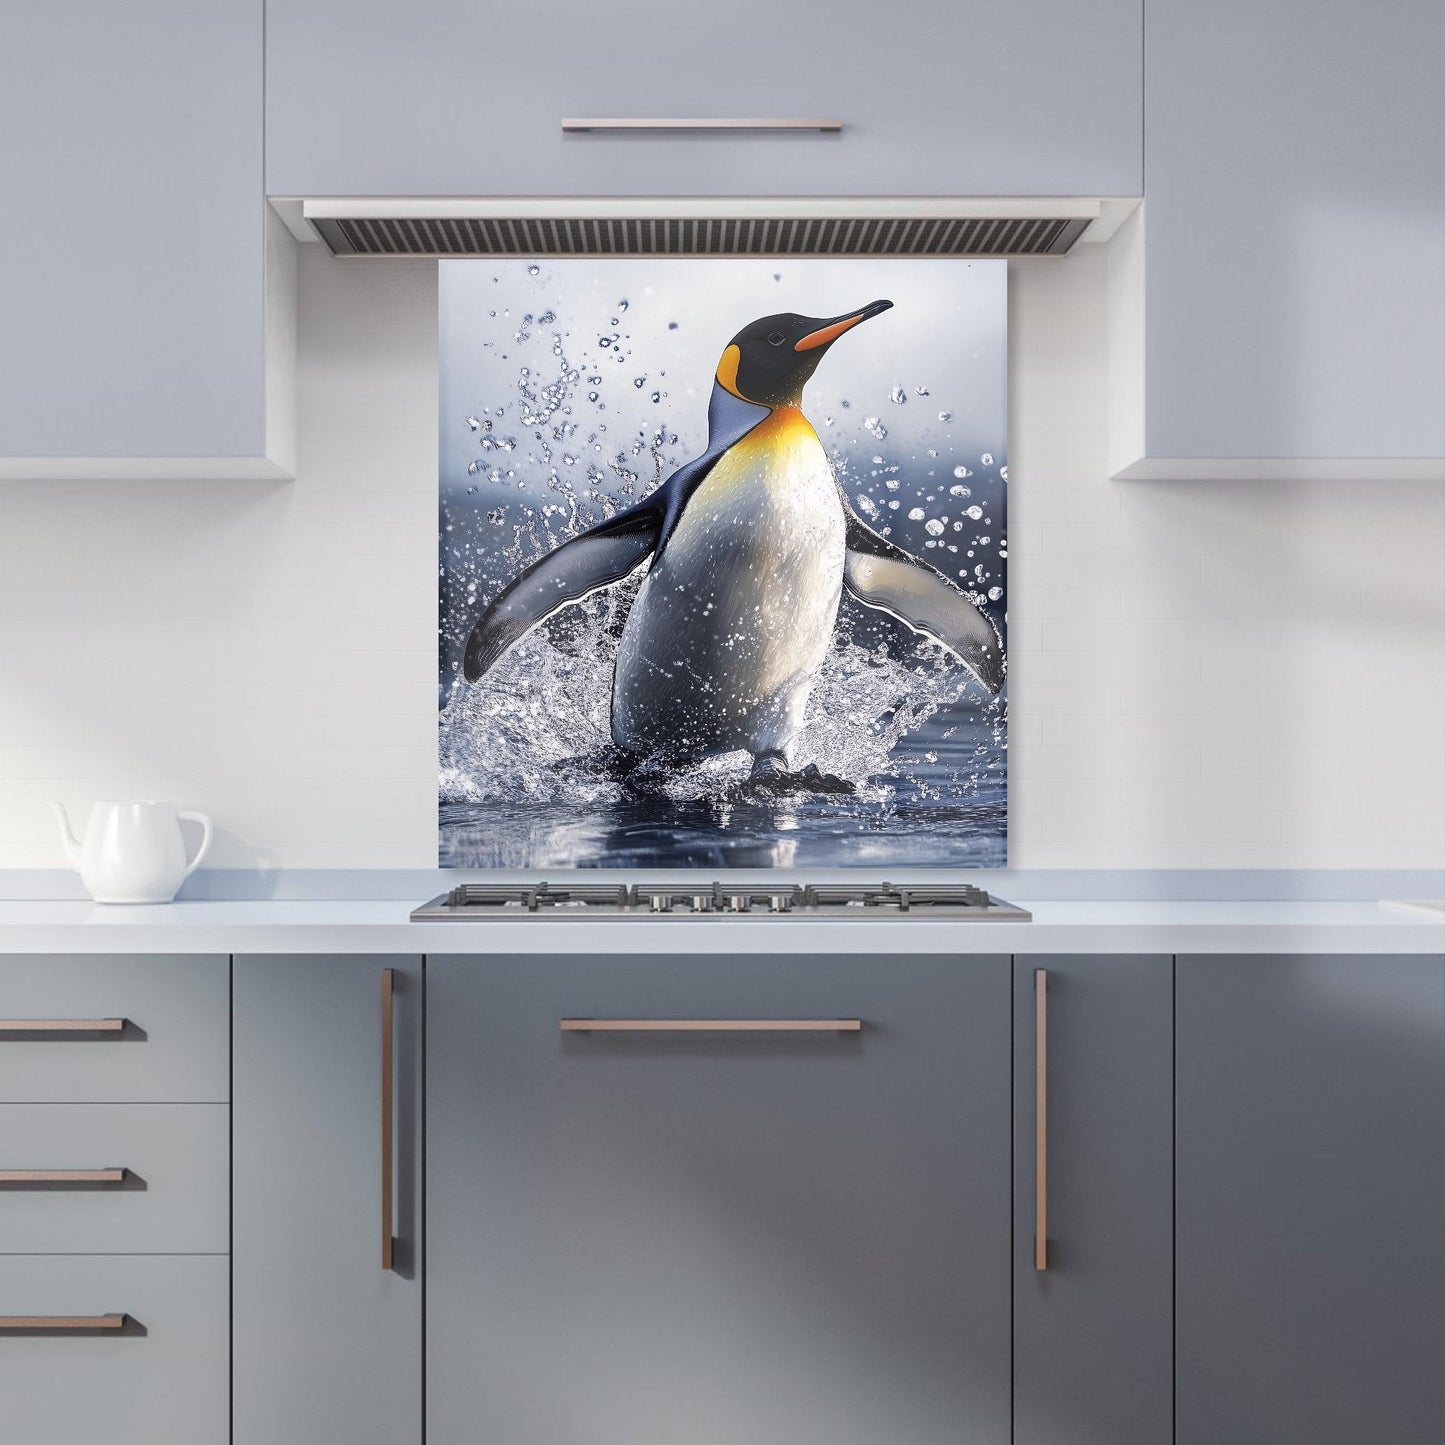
[380,968,396,1272]
[560,1018,862,1033]
[0,1018,127,1035]
[0,1169,128,1185]
[0,1314,128,1331]
[1034,968,1049,1271]
[562,117,842,134]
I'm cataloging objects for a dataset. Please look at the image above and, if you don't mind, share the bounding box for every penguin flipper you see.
[462,502,661,681]
[842,512,1005,694]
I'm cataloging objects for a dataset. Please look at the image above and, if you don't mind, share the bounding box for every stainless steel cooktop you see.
[411,882,1030,920]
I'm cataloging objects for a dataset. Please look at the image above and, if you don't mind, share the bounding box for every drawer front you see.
[0,1104,228,1254]
[0,955,227,1103]
[0,1254,227,1445]
[428,953,1013,1445]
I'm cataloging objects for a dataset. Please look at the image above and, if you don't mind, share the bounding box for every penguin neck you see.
[705,381,773,453]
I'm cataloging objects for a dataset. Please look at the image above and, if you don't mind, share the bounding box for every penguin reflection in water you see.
[463,300,1004,789]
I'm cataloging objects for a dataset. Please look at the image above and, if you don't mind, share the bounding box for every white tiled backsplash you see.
[1,245,1441,869]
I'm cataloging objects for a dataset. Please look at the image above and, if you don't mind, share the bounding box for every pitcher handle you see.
[176,811,213,877]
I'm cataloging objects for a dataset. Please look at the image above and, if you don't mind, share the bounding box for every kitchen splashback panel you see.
[438,257,1008,867]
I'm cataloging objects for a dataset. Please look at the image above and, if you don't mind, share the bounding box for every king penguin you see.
[462,300,1005,783]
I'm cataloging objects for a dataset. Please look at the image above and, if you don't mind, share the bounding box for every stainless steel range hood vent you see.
[300,199,1099,259]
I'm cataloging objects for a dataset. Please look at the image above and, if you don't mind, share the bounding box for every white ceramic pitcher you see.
[49,801,213,904]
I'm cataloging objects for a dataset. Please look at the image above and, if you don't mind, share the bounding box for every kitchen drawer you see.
[0,955,227,1103]
[428,954,1013,1445]
[0,1254,227,1445]
[0,1104,228,1254]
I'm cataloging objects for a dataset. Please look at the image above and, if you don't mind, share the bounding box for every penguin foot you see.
[744,758,855,795]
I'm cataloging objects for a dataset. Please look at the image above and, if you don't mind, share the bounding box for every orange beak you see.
[794,299,893,352]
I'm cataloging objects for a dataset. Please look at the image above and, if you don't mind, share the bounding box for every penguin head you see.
[713,300,893,407]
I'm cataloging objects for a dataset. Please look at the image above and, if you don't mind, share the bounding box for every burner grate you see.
[443,882,631,911]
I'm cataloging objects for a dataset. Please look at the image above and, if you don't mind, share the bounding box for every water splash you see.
[439,568,989,808]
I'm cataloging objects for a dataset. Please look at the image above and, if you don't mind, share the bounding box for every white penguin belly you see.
[612,409,845,760]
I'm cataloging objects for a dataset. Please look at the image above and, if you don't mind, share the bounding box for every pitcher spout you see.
[48,801,83,865]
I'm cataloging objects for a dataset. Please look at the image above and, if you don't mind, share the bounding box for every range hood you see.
[297,197,1107,259]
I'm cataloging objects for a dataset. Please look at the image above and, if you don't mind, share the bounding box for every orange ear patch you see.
[715,343,744,397]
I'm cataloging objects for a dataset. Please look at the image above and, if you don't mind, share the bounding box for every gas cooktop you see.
[411,882,1030,920]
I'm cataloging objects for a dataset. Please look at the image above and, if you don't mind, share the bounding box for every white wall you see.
[1,243,1441,869]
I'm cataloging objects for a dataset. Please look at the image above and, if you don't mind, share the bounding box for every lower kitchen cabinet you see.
[0,1254,228,1444]
[1012,956,1173,1445]
[427,953,1013,1445]
[1176,953,1445,1444]
[232,955,423,1445]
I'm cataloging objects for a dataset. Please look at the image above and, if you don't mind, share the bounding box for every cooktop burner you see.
[411,881,1030,920]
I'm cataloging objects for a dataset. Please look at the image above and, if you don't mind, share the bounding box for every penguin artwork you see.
[461,300,1005,785]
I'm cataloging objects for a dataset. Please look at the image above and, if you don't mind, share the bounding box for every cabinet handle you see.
[0,1169,128,1185]
[0,1314,128,1331]
[380,968,396,1273]
[562,117,843,134]
[1034,968,1049,1272]
[0,1018,127,1035]
[560,1018,862,1032]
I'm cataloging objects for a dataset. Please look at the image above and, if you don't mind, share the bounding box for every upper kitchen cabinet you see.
[1112,0,1445,479]
[0,1,293,481]
[265,0,1142,199]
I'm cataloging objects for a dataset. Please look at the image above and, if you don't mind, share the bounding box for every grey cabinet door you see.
[1176,953,1445,1444]
[427,953,1012,1445]
[1013,956,1173,1445]
[233,955,422,1445]
[0,0,280,472]
[267,1,1140,198]
[1139,1,1445,471]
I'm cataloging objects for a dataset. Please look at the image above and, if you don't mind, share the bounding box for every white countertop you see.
[0,898,1440,955]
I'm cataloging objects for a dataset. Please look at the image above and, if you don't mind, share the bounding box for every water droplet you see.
[938,410,953,423]
[650,392,661,403]
[908,507,926,520]
[953,465,971,479]
[772,272,781,282]
[889,385,907,405]
[667,321,679,330]
[966,504,984,520]
[979,535,990,545]
[562,454,577,466]
[587,390,598,402]
[864,417,887,439]
[633,376,646,388]
[981,452,993,466]
[527,264,540,276]
[925,519,946,536]
[887,500,899,510]
[465,415,480,430]
[915,385,930,396]
[988,585,1003,601]
[487,509,505,524]
[1000,465,1009,482]
[467,460,482,474]
[884,479,900,491]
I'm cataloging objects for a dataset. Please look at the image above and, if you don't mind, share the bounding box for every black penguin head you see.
[713,300,893,407]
